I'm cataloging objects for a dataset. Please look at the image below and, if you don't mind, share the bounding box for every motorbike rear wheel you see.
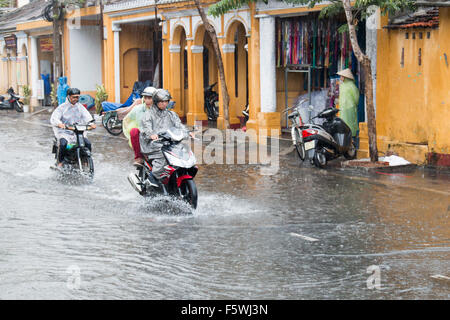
[105,116,123,136]
[180,179,198,209]
[313,150,327,169]
[344,141,357,160]
[15,101,24,112]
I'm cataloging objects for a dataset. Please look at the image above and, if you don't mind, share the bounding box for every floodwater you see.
[0,110,449,299]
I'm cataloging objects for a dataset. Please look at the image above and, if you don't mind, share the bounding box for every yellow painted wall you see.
[0,48,7,93]
[374,8,450,163]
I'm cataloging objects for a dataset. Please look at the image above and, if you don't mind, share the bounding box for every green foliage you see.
[0,0,13,8]
[22,85,32,105]
[95,84,108,115]
[50,83,58,107]
[209,0,416,22]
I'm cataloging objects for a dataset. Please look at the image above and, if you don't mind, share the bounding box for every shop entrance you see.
[120,20,161,102]
[276,12,366,130]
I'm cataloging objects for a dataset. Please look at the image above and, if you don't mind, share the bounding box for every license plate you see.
[304,141,315,150]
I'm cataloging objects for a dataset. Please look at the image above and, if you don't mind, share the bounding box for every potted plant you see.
[95,84,108,115]
[22,85,32,112]
[50,83,58,108]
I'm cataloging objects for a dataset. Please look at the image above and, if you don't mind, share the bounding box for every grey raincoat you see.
[139,105,188,157]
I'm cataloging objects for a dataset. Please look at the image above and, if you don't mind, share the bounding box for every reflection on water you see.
[0,114,448,299]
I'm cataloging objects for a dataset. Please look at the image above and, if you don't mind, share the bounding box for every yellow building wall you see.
[372,8,450,164]
[0,49,8,93]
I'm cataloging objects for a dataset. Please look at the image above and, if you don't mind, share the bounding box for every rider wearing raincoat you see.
[139,89,194,187]
[337,68,360,140]
[122,86,157,166]
[50,88,96,167]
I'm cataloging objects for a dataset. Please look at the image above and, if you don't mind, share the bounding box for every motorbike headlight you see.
[165,151,196,168]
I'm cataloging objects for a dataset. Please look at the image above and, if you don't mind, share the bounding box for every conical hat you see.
[337,68,354,80]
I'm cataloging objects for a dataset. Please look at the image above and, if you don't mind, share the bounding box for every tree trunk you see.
[342,0,378,162]
[153,3,161,88]
[193,0,230,129]
[52,2,63,108]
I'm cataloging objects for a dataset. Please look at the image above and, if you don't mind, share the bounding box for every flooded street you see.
[0,110,449,299]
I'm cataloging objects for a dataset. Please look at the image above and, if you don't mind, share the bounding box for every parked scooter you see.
[51,122,95,178]
[127,127,198,209]
[204,82,219,121]
[285,100,356,168]
[0,87,24,112]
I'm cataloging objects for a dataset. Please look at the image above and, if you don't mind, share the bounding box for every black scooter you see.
[0,87,24,112]
[300,107,357,168]
[51,122,95,178]
[204,82,219,121]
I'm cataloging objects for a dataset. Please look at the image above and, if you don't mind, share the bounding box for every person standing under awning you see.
[337,68,360,143]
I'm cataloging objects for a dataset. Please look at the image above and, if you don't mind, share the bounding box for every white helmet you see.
[142,86,157,97]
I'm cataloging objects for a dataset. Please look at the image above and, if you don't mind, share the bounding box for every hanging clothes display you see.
[276,14,353,75]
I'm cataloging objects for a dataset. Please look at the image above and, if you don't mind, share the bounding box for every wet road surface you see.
[0,110,449,299]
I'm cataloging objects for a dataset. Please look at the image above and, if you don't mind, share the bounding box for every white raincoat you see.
[50,101,94,144]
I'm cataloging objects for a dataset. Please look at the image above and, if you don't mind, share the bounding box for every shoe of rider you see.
[133,157,144,167]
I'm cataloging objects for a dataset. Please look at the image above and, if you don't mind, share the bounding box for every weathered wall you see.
[374,8,450,164]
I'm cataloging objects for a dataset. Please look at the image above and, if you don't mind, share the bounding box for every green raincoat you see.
[122,103,150,148]
[338,78,360,136]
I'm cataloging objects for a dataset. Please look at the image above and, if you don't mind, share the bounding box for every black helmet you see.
[67,88,81,96]
[153,89,172,104]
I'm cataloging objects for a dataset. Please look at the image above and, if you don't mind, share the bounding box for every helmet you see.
[141,86,157,97]
[67,87,80,96]
[153,89,172,104]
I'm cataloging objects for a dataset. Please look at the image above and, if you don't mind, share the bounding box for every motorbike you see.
[204,82,219,121]
[0,87,24,112]
[127,127,198,209]
[51,122,95,178]
[285,100,357,168]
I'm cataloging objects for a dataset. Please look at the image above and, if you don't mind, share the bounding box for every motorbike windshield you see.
[166,127,186,142]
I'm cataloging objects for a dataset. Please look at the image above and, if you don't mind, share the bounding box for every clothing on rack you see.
[276,15,353,74]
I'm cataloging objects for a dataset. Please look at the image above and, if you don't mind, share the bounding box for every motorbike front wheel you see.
[105,116,123,136]
[15,101,24,112]
[180,179,198,209]
[80,155,94,178]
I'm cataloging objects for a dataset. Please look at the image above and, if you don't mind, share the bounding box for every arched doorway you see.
[19,44,29,92]
[225,20,248,127]
[171,25,188,121]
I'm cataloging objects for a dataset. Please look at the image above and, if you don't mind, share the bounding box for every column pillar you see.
[112,24,121,103]
[186,42,208,126]
[259,16,276,113]
[30,36,40,110]
[216,40,240,129]
[256,15,280,135]
[168,44,183,117]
